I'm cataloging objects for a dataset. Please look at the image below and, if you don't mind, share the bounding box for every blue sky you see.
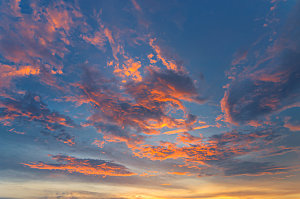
[0,0,300,198]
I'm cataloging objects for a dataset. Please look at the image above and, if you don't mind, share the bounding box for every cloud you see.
[209,129,280,148]
[23,154,136,177]
[221,3,300,125]
[222,161,289,176]
[113,58,143,82]
[1,0,298,191]
[222,52,300,125]
[0,0,84,90]
[284,122,300,132]
[71,64,203,147]
[82,31,107,51]
[0,0,205,153]
[0,91,76,144]
[131,0,142,12]
[231,49,248,66]
[133,128,286,175]
[0,64,40,90]
[149,39,180,71]
[0,0,205,150]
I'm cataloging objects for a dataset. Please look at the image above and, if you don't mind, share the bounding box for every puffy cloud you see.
[0,64,40,90]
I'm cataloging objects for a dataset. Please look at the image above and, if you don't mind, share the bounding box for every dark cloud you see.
[222,3,300,125]
[223,52,300,124]
[126,68,206,104]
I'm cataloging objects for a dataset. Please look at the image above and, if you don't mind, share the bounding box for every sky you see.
[0,0,300,198]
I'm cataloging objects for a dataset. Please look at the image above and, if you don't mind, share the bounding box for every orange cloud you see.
[149,39,179,71]
[220,91,238,126]
[0,0,83,91]
[82,31,106,50]
[60,137,75,146]
[63,95,92,107]
[113,58,143,82]
[250,70,289,83]
[176,132,202,145]
[104,28,122,61]
[167,171,191,176]
[23,155,136,177]
[3,65,40,77]
[92,139,105,148]
[284,123,300,132]
[247,120,262,127]
[133,141,219,165]
[74,65,203,147]
[46,7,73,33]
[133,129,281,170]
[147,53,157,64]
[163,125,210,135]
[0,65,40,89]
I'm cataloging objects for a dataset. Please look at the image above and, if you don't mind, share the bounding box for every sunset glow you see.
[0,0,300,199]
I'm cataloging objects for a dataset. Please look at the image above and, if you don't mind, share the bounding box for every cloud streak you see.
[23,154,136,177]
